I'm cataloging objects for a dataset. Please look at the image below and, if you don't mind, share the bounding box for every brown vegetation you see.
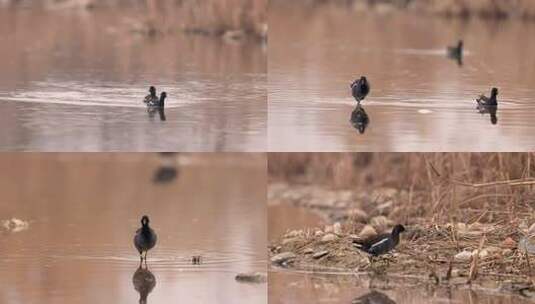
[0,0,267,38]
[277,0,535,20]
[269,153,535,294]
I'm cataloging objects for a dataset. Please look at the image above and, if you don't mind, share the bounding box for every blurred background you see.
[0,153,267,304]
[0,0,267,37]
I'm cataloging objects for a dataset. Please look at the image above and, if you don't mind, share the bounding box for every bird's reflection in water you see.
[447,52,463,66]
[147,107,166,121]
[477,105,498,125]
[447,40,463,67]
[132,265,156,304]
[153,153,179,184]
[350,104,370,134]
[351,290,397,304]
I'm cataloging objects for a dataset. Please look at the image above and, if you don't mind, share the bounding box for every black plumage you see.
[134,216,158,262]
[350,76,370,103]
[144,86,158,104]
[147,92,167,108]
[353,224,405,256]
[476,87,498,107]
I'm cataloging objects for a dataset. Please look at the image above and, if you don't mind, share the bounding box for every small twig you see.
[468,235,486,284]
[452,178,535,188]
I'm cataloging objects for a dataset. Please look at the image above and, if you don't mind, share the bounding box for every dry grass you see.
[269,153,535,223]
[269,153,535,291]
[274,0,535,20]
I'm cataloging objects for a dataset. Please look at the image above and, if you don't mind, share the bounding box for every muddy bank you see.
[269,182,535,298]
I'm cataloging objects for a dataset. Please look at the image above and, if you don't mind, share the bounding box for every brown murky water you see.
[0,154,267,303]
[268,203,533,304]
[268,203,324,242]
[269,271,534,304]
[269,2,535,151]
[0,8,266,151]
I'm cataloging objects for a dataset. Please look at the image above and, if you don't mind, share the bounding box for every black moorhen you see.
[350,76,370,104]
[476,87,498,107]
[134,215,158,263]
[144,86,158,104]
[353,224,405,257]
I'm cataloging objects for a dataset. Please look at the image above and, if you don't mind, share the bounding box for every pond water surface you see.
[0,154,267,304]
[269,2,535,151]
[0,8,266,151]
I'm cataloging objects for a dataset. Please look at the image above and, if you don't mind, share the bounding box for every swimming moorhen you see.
[476,87,498,107]
[147,92,167,108]
[350,76,370,103]
[144,86,158,104]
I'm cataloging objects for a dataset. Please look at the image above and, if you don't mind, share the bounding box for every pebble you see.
[370,216,390,232]
[235,272,267,283]
[271,252,297,265]
[349,208,368,222]
[1,218,30,233]
[502,237,516,248]
[314,230,324,237]
[358,225,377,240]
[529,223,535,235]
[321,233,338,242]
[472,249,489,259]
[333,222,342,235]
[502,249,513,256]
[285,230,303,238]
[313,250,329,259]
[454,250,473,262]
[303,248,314,254]
[282,237,300,245]
[376,201,393,215]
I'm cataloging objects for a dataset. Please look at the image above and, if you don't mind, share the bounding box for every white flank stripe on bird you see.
[370,238,388,250]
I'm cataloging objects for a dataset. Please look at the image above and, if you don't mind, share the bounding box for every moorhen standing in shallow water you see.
[353,224,405,257]
[350,76,370,104]
[476,87,498,107]
[134,215,158,263]
[144,86,159,104]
